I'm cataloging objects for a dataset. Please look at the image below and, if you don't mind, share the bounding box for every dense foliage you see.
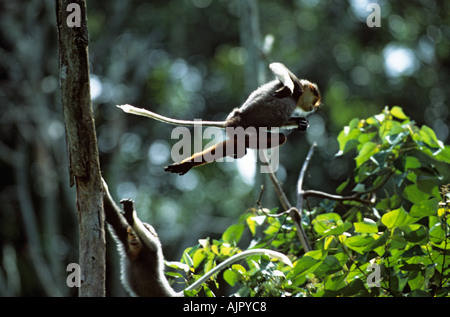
[171,106,450,297]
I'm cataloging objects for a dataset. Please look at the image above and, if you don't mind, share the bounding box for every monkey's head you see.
[296,79,321,114]
[127,227,143,260]
[126,223,161,260]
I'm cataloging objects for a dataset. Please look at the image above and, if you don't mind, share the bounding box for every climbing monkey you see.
[102,178,292,296]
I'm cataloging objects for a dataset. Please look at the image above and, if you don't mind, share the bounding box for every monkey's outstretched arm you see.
[102,178,130,246]
[117,104,227,128]
[103,178,162,254]
[120,198,160,253]
[180,248,292,295]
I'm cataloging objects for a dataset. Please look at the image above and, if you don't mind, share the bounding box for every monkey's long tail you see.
[117,104,227,128]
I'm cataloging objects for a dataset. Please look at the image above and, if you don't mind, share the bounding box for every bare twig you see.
[302,190,372,204]
[260,150,312,252]
[296,142,317,213]
[258,206,291,218]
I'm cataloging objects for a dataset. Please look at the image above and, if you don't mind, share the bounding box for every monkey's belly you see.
[240,102,294,128]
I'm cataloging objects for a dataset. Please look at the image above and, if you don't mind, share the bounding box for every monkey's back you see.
[226,80,297,129]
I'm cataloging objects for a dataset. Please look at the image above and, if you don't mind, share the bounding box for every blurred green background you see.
[0,0,449,296]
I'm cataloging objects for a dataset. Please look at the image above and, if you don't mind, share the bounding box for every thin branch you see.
[297,142,316,196]
[259,151,290,210]
[259,207,291,218]
[260,150,312,252]
[302,190,372,204]
[256,185,290,217]
[296,142,317,213]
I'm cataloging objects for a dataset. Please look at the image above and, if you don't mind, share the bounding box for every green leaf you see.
[419,125,443,149]
[405,156,421,169]
[363,231,389,253]
[379,117,398,140]
[314,255,342,277]
[313,213,341,235]
[192,249,206,268]
[182,251,194,267]
[435,145,450,163]
[246,216,257,236]
[354,218,378,233]
[327,222,352,236]
[324,274,347,291]
[429,222,446,243]
[344,235,375,254]
[403,184,431,204]
[381,207,408,229]
[290,250,325,277]
[223,268,238,287]
[324,279,369,297]
[222,224,244,245]
[401,224,428,244]
[305,250,327,260]
[356,142,378,167]
[371,150,390,166]
[390,235,407,249]
[339,279,369,296]
[336,178,350,194]
[203,285,215,297]
[232,264,246,274]
[165,271,185,279]
[407,290,432,297]
[409,198,438,219]
[400,263,423,272]
[183,289,200,297]
[336,121,361,155]
[386,130,409,149]
[402,245,426,257]
[376,194,401,210]
[313,213,351,236]
[290,257,319,277]
[391,106,408,120]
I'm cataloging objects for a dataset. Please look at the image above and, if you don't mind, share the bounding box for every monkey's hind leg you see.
[164,161,199,175]
[164,148,218,175]
[164,140,229,175]
[164,138,246,175]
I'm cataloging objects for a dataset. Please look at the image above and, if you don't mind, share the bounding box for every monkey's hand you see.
[120,199,135,226]
[283,116,309,131]
[293,117,309,131]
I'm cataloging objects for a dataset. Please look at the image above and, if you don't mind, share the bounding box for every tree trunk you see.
[55,0,105,297]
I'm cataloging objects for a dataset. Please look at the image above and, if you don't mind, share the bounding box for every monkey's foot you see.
[164,162,195,175]
[295,117,309,131]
